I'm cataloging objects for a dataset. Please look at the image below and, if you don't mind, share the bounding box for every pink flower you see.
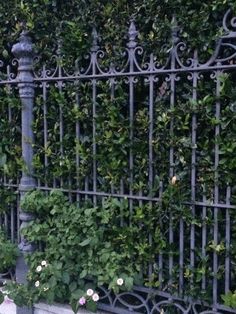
[79,296,86,305]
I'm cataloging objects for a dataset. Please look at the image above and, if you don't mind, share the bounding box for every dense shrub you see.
[0,1,235,58]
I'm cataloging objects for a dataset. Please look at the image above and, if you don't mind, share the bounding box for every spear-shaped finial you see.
[91,26,99,52]
[20,21,27,32]
[171,15,179,44]
[127,18,138,48]
[56,37,63,57]
[55,24,63,57]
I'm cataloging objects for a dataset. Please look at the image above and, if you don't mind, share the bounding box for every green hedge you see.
[0,1,235,58]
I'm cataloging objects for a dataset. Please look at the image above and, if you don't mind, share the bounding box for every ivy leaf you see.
[69,281,77,292]
[79,238,91,246]
[79,269,87,279]
[46,290,55,304]
[0,153,6,167]
[71,289,84,300]
[62,272,70,284]
[86,300,97,312]
[70,299,79,314]
[125,276,134,291]
[55,261,63,270]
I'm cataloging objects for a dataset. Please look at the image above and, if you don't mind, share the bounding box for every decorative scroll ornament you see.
[33,9,236,83]
[223,9,236,37]
[98,286,231,314]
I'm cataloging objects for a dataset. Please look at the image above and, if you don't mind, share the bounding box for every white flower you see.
[86,289,94,296]
[41,260,48,267]
[171,175,177,185]
[117,278,124,286]
[36,265,42,272]
[35,281,40,287]
[92,293,99,302]
[43,287,49,291]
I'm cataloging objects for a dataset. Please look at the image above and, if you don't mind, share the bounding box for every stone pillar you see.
[12,31,36,314]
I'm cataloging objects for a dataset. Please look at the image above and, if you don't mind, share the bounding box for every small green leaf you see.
[79,238,91,246]
[0,291,4,304]
[70,299,79,314]
[69,281,77,292]
[80,269,87,279]
[71,289,84,300]
[0,154,6,166]
[55,261,63,270]
[125,277,134,291]
[62,272,70,284]
[86,300,97,312]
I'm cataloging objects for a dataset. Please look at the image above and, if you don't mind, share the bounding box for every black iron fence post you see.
[12,31,36,314]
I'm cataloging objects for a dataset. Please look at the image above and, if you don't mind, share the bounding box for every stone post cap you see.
[11,31,34,59]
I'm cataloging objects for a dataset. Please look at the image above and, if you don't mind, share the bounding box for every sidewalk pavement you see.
[0,295,16,314]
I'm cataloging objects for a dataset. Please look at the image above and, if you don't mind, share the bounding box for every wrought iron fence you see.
[0,8,236,314]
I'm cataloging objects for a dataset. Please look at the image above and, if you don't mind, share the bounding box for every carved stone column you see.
[12,31,36,314]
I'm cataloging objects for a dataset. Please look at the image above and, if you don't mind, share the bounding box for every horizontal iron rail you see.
[3,183,236,209]
[0,61,235,86]
[0,79,18,85]
[32,63,236,82]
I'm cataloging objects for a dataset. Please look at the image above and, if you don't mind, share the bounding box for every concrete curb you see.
[0,288,108,314]
[0,300,108,314]
[34,302,106,314]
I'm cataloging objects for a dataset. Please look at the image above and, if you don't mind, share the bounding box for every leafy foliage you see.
[0,228,18,273]
[0,291,4,304]
[222,291,236,308]
[5,190,148,311]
